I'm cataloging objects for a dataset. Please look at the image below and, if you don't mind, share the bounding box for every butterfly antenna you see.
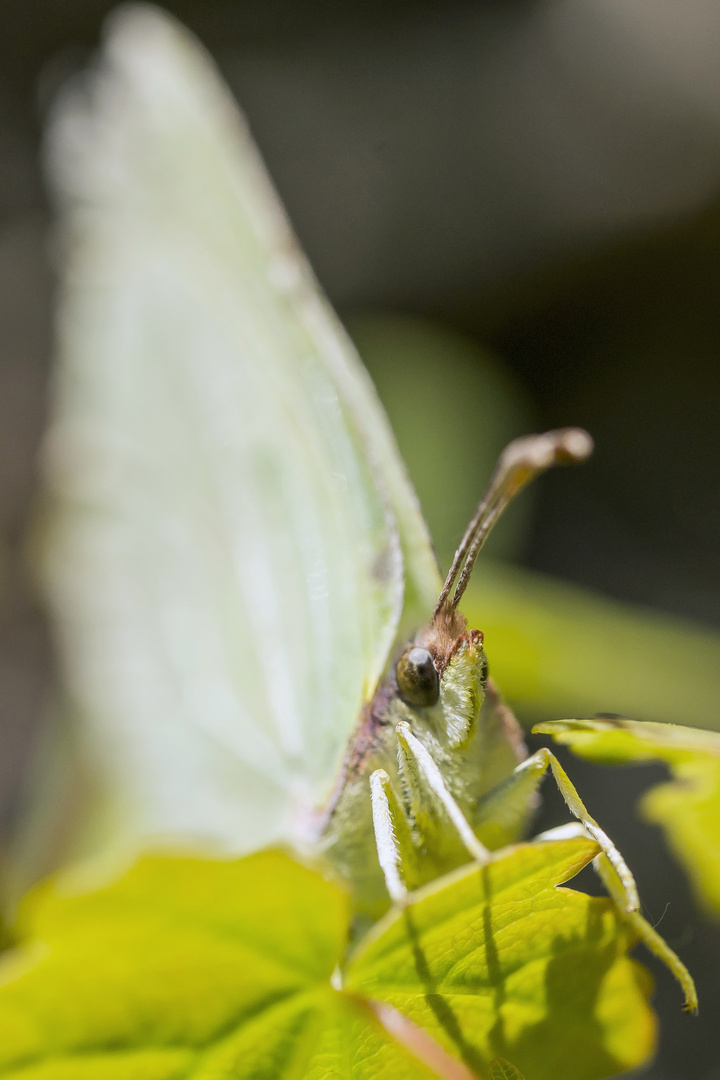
[434,428,593,616]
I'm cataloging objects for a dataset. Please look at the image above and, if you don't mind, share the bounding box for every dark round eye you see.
[395,646,440,707]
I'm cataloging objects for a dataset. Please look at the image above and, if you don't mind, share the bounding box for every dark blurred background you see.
[2,2,720,1077]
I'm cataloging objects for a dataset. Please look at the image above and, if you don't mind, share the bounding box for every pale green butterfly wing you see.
[41,4,440,858]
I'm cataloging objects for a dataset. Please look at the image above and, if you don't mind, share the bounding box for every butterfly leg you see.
[516,748,640,911]
[592,851,698,1013]
[480,756,697,1009]
[369,769,416,905]
[395,721,491,866]
[369,720,492,905]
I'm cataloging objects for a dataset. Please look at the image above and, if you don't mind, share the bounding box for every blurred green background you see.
[3,2,720,1077]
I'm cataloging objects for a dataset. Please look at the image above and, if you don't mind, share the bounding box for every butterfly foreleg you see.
[369,720,492,905]
[513,748,640,912]
[451,745,694,1005]
[395,721,491,866]
[369,768,417,905]
[592,851,698,1012]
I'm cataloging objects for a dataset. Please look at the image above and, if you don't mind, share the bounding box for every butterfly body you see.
[315,609,528,917]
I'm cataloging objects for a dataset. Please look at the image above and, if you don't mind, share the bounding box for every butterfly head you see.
[394,620,483,706]
[394,428,593,716]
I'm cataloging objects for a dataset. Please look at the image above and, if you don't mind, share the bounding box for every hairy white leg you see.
[513,748,639,912]
[593,852,698,1013]
[370,724,490,906]
[534,820,697,1011]
[370,769,412,905]
[396,721,491,864]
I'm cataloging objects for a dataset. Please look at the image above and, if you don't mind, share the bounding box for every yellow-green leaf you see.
[0,852,436,1080]
[347,837,655,1080]
[489,1060,526,1080]
[535,718,720,917]
[0,842,654,1080]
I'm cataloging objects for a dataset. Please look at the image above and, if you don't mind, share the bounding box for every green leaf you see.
[465,561,720,730]
[535,718,720,917]
[0,851,439,1080]
[489,1060,526,1080]
[347,836,654,1080]
[0,841,654,1080]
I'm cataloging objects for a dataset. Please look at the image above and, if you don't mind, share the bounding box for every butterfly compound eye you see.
[396,646,440,708]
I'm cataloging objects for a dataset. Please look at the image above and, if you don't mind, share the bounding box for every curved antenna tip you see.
[435,427,594,615]
[502,427,594,477]
[553,427,594,464]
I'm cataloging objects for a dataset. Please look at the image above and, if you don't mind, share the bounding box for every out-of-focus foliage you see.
[474,199,720,632]
[0,840,654,1080]
[536,718,720,918]
[464,562,720,729]
[489,1061,526,1080]
[350,315,534,566]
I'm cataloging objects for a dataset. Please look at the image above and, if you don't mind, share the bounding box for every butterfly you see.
[40,5,642,927]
